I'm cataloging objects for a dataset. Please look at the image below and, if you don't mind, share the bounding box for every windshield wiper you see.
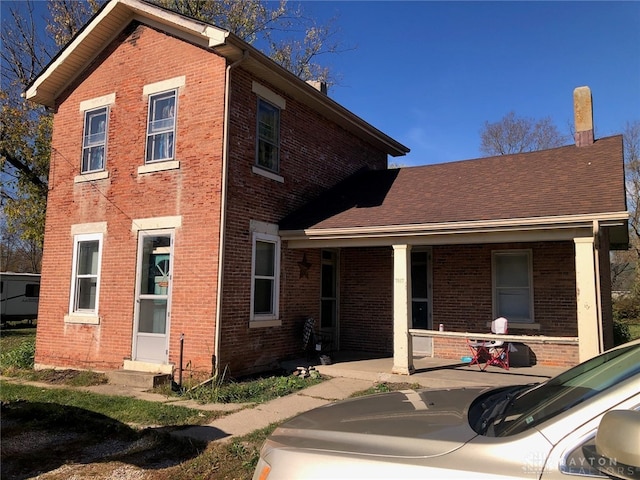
[479,385,533,436]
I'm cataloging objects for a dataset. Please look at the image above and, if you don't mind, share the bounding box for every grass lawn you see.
[0,320,325,479]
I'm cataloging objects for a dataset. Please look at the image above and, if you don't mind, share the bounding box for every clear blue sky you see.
[302,1,640,166]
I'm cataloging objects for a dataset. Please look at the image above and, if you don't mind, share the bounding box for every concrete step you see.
[106,369,172,389]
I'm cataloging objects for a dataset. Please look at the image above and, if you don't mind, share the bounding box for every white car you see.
[254,340,640,479]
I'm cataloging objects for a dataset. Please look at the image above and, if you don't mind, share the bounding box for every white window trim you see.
[145,89,178,164]
[251,165,284,183]
[138,160,180,175]
[255,98,281,174]
[81,105,109,174]
[66,232,103,324]
[252,81,286,109]
[131,216,182,232]
[143,76,185,97]
[78,94,115,180]
[492,249,534,324]
[75,170,109,183]
[79,92,116,112]
[250,230,281,325]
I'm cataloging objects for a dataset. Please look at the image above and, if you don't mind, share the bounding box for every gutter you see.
[214,50,249,375]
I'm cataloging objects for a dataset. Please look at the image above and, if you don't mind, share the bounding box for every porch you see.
[302,351,567,390]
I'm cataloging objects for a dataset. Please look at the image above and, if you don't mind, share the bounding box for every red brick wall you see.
[36,24,226,373]
[433,337,580,367]
[432,242,577,336]
[430,241,579,366]
[340,247,394,353]
[216,69,388,375]
[332,242,581,367]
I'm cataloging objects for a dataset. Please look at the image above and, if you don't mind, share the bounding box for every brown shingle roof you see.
[280,135,626,231]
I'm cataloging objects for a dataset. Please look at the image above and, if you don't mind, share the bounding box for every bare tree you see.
[479,111,567,156]
[151,0,345,84]
[612,120,640,294]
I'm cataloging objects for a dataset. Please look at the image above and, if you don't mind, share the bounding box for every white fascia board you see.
[281,211,629,245]
[122,0,228,47]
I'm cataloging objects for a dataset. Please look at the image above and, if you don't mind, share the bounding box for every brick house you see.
[27,0,627,378]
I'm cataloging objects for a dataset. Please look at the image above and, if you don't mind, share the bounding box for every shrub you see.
[0,339,35,371]
[613,294,640,323]
[613,319,632,346]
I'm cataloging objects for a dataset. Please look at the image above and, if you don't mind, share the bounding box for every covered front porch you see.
[283,219,620,374]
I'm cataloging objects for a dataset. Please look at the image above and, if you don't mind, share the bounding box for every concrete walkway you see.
[2,355,566,445]
[171,376,373,442]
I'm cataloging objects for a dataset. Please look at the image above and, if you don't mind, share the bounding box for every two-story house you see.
[27,0,628,379]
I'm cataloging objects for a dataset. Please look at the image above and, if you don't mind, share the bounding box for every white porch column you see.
[392,244,415,375]
[574,237,602,362]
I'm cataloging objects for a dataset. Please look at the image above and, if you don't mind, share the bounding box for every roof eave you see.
[280,211,629,243]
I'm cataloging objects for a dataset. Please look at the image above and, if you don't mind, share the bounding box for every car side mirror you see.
[595,410,640,480]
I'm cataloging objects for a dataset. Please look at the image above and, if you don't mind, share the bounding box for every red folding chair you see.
[467,317,509,371]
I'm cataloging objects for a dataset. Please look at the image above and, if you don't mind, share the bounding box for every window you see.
[493,250,533,323]
[256,99,280,172]
[251,232,280,320]
[70,233,103,314]
[82,106,108,173]
[146,90,176,163]
[25,284,40,297]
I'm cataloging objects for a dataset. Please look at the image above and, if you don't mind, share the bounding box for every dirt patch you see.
[0,400,204,480]
[33,369,109,385]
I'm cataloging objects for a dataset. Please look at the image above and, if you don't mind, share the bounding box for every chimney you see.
[574,86,594,147]
[306,80,328,95]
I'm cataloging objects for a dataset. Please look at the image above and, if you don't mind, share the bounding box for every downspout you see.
[593,220,604,352]
[214,50,249,375]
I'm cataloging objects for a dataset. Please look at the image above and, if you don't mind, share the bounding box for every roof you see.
[280,135,628,246]
[24,0,409,157]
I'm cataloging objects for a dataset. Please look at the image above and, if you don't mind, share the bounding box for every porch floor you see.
[283,351,567,390]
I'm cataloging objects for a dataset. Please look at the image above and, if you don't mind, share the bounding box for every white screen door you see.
[133,231,173,364]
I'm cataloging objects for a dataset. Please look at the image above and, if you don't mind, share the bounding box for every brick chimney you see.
[574,86,594,147]
[306,80,328,95]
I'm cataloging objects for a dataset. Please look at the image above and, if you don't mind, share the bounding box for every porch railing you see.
[409,329,579,345]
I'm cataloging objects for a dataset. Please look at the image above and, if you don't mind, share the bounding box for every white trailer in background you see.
[1,272,41,324]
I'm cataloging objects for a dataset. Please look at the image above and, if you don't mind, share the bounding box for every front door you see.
[411,249,433,355]
[320,249,339,350]
[133,232,173,364]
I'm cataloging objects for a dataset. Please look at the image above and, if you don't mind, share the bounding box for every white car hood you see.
[269,387,488,457]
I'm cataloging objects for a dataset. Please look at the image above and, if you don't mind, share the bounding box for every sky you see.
[3,1,639,167]
[300,1,640,166]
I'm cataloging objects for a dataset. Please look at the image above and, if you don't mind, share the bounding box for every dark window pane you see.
[254,278,273,314]
[255,241,275,276]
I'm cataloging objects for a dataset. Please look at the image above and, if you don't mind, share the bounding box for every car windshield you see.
[469,342,640,437]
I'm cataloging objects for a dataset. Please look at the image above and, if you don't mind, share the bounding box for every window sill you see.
[64,313,100,325]
[75,171,109,183]
[249,319,282,328]
[507,323,541,331]
[252,166,284,183]
[138,160,180,175]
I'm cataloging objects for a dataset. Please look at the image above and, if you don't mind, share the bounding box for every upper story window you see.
[492,250,533,323]
[146,90,176,163]
[256,99,280,173]
[82,106,108,173]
